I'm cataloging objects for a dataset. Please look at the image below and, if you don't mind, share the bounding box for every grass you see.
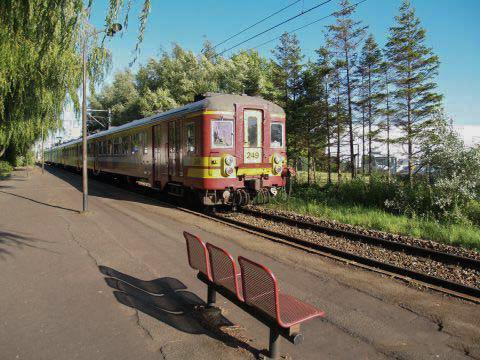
[265,195,480,252]
[294,170,353,185]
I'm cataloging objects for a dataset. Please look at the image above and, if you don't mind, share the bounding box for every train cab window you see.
[186,122,196,154]
[211,119,233,148]
[270,122,284,148]
[244,110,263,148]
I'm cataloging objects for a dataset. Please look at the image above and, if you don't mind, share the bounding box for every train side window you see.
[122,136,130,155]
[107,139,113,155]
[270,122,284,148]
[186,122,196,154]
[139,131,148,154]
[132,133,139,154]
[168,124,175,152]
[211,119,234,148]
[113,138,120,156]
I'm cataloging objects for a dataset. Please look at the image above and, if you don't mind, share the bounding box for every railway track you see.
[47,166,480,303]
[239,207,480,270]
[206,209,480,303]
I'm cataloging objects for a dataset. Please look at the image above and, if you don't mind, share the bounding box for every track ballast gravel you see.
[217,210,480,290]
[246,206,480,261]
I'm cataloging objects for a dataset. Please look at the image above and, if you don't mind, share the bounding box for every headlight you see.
[225,155,234,166]
[274,165,282,174]
[225,166,234,176]
[273,155,281,164]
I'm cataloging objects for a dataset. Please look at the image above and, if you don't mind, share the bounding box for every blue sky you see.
[89,0,480,125]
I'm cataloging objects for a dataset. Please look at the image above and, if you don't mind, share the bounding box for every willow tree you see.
[0,0,151,161]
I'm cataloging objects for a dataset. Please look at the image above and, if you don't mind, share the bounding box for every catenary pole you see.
[82,37,88,212]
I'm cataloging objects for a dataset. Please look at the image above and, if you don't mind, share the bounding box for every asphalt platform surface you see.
[0,166,479,360]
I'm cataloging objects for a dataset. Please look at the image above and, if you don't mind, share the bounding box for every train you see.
[45,93,288,207]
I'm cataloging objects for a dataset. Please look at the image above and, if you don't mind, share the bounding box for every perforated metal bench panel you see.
[183,231,212,281]
[239,256,324,328]
[206,243,244,301]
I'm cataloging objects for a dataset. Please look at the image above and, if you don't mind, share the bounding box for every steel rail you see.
[240,207,480,271]
[207,212,480,302]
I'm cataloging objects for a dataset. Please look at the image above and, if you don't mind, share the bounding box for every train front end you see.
[197,94,287,207]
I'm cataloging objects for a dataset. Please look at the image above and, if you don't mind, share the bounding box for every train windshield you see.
[211,120,234,148]
[270,122,283,148]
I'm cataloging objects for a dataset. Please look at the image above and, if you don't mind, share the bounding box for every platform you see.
[0,166,478,359]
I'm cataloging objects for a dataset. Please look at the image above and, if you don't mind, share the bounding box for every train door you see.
[168,121,180,179]
[153,123,168,186]
[243,109,263,164]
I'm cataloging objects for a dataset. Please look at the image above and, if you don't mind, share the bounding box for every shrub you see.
[0,160,13,176]
[465,201,480,226]
[24,151,35,166]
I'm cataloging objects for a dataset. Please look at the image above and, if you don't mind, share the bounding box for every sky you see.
[71,0,479,131]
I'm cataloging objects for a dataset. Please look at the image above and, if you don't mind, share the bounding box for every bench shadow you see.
[0,190,79,213]
[99,266,260,357]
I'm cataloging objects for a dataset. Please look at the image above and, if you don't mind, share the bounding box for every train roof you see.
[48,93,284,150]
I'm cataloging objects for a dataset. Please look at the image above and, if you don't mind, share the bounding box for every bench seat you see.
[183,231,325,359]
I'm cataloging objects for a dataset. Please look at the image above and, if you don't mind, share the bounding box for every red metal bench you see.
[184,231,325,359]
[183,231,216,306]
[206,242,243,301]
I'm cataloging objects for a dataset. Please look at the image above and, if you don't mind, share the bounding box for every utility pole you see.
[41,124,45,174]
[82,38,88,212]
[81,23,122,213]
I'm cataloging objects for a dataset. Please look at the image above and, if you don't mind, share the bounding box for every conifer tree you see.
[326,0,367,178]
[330,60,346,184]
[272,33,304,162]
[358,34,383,174]
[378,60,395,180]
[316,47,334,184]
[385,0,442,183]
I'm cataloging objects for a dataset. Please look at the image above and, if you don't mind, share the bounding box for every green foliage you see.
[91,45,276,126]
[0,160,13,177]
[385,0,443,181]
[326,0,368,178]
[357,34,384,174]
[266,195,480,250]
[0,1,151,160]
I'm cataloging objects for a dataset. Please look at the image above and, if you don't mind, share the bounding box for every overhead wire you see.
[217,0,334,56]
[211,0,302,50]
[251,0,368,51]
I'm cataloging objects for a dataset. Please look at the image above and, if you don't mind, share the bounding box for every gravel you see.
[217,210,480,290]
[245,205,480,261]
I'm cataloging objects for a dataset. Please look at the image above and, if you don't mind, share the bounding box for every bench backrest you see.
[183,231,212,281]
[238,256,279,321]
[206,243,243,301]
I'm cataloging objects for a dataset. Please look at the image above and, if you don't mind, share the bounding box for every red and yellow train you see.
[45,93,287,206]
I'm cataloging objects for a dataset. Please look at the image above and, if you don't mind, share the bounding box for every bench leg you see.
[268,328,281,359]
[207,285,216,307]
